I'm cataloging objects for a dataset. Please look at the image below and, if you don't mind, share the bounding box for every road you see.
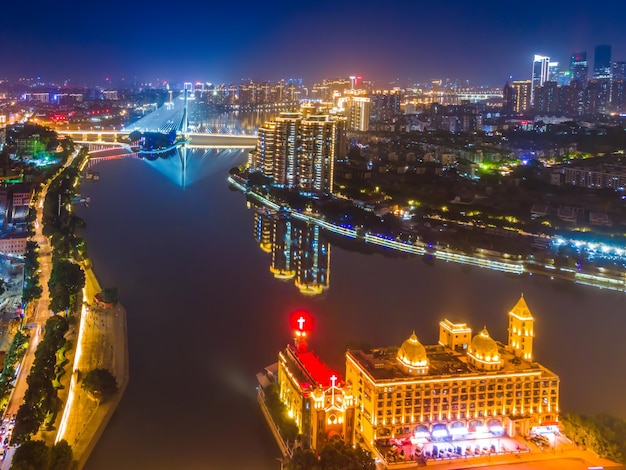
[0,150,78,469]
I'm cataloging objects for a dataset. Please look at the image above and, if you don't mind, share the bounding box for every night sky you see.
[2,0,626,86]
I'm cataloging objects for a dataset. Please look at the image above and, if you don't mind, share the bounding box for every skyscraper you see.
[548,62,560,82]
[594,45,612,79]
[613,61,626,81]
[531,55,550,105]
[570,52,588,85]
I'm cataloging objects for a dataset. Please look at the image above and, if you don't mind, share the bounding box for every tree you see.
[287,447,319,470]
[48,260,85,313]
[81,368,117,399]
[562,412,626,463]
[101,287,118,304]
[11,439,50,469]
[128,131,142,143]
[12,403,45,445]
[318,438,376,470]
[49,440,75,470]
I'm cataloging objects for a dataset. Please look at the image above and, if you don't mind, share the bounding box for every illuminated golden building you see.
[248,121,276,177]
[507,295,534,360]
[337,94,371,131]
[277,313,355,450]
[248,111,345,195]
[345,295,559,453]
[511,80,532,113]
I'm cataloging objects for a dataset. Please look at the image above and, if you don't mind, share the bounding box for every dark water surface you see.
[77,149,626,470]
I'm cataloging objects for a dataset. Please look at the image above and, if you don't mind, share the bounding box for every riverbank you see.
[50,148,130,468]
[54,264,129,469]
[228,176,626,293]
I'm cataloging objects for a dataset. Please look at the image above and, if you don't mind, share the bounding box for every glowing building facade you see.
[340,96,371,131]
[345,296,559,453]
[276,313,355,451]
[531,55,550,105]
[248,111,345,196]
[509,80,532,113]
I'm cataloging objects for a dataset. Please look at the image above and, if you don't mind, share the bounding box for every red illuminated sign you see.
[290,310,313,332]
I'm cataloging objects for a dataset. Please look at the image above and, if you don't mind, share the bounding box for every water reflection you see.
[199,110,281,134]
[252,204,330,295]
[141,146,243,188]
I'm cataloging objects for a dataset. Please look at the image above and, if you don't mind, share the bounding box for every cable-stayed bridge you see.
[125,90,191,135]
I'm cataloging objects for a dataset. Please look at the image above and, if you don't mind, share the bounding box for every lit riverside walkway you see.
[54,264,129,468]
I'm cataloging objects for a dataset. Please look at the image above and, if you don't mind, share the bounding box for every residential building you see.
[248,111,345,195]
[509,81,532,113]
[0,232,28,256]
[343,96,371,131]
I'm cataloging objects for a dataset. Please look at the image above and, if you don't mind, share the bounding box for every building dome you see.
[397,332,428,367]
[470,327,499,361]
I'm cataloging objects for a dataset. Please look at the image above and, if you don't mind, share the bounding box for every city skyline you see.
[2,0,626,85]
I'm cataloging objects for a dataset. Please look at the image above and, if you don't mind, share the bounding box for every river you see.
[76,147,626,470]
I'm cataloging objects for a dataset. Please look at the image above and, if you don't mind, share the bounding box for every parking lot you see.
[382,435,531,464]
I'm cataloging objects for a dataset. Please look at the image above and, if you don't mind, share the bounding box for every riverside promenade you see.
[54,265,129,469]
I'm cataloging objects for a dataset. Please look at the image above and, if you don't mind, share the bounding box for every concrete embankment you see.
[54,265,129,469]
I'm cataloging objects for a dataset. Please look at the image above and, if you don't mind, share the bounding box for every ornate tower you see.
[508,294,535,360]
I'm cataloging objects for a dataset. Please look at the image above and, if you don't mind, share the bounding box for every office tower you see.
[594,45,612,79]
[548,62,560,82]
[531,55,550,104]
[613,61,626,81]
[556,71,572,86]
[570,52,588,85]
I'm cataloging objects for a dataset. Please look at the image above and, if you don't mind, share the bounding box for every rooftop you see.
[347,343,557,383]
[283,344,343,389]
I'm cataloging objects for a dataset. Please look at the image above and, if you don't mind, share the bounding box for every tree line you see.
[561,412,626,463]
[11,315,70,445]
[43,147,90,314]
